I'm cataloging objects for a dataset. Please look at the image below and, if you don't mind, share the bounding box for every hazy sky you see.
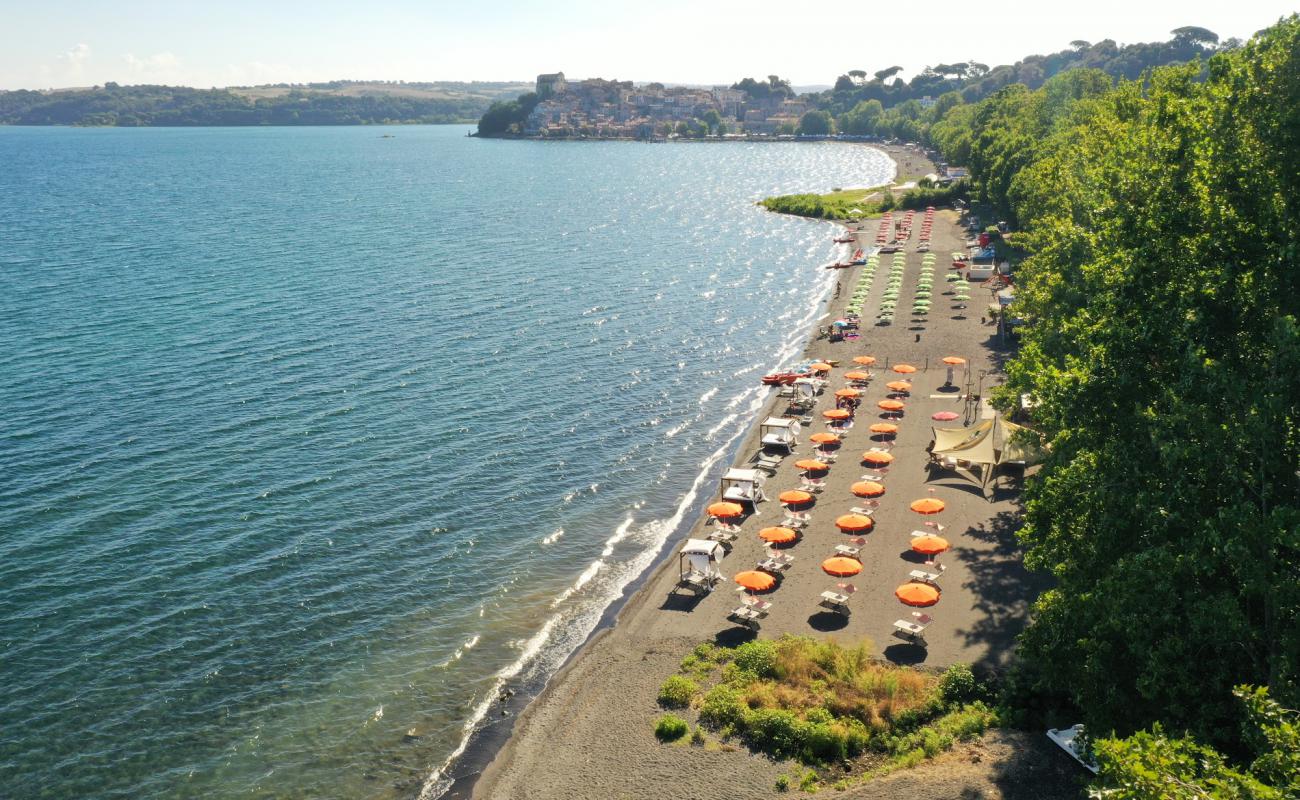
[3,0,1297,90]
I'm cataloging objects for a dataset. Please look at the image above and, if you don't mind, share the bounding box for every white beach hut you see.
[760,417,800,451]
[676,539,725,595]
[720,468,766,505]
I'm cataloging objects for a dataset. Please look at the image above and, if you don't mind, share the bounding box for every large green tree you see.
[991,18,1300,748]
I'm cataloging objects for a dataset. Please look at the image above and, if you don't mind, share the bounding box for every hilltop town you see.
[479,72,831,139]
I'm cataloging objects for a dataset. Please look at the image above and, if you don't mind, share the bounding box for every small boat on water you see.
[824,262,854,270]
[761,371,806,386]
[833,235,855,243]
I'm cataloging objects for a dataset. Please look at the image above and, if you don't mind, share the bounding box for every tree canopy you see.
[925,16,1300,755]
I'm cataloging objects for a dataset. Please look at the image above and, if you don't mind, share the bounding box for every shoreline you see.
[432,141,1004,800]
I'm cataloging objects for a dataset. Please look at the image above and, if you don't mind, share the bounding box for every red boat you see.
[824,262,854,270]
[761,372,806,385]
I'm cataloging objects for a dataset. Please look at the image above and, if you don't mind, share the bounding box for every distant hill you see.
[0,80,534,126]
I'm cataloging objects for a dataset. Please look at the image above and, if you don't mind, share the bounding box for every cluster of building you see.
[525,72,812,138]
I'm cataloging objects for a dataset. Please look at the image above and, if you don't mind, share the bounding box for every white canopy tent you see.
[721,468,766,504]
[677,539,725,594]
[929,416,1046,490]
[760,417,800,450]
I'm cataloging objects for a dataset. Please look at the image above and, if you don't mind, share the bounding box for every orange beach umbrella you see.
[822,557,863,577]
[794,459,829,471]
[778,490,813,505]
[869,422,899,434]
[735,571,776,592]
[862,451,894,465]
[878,399,905,411]
[891,364,918,374]
[810,362,833,372]
[759,526,798,544]
[835,513,874,532]
[852,356,877,366]
[942,356,966,366]
[896,582,940,607]
[851,481,886,498]
[823,409,851,420]
[885,381,912,392]
[835,388,862,399]
[911,534,950,556]
[809,432,840,444]
[707,501,745,518]
[844,370,870,381]
[910,498,946,515]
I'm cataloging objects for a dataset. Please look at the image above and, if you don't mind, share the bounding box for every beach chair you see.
[753,452,783,473]
[781,514,810,530]
[849,506,876,517]
[676,571,716,596]
[860,472,886,482]
[818,591,852,615]
[908,564,946,586]
[892,612,934,644]
[727,604,766,631]
[801,476,827,493]
[706,529,739,546]
[834,543,862,558]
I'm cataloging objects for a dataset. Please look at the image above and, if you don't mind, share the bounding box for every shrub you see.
[733,640,779,678]
[775,774,790,792]
[655,714,689,742]
[743,708,807,758]
[658,675,699,708]
[799,768,820,792]
[689,726,706,746]
[698,685,746,730]
[938,663,979,706]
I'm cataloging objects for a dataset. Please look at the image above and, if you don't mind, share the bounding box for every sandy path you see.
[470,151,1059,800]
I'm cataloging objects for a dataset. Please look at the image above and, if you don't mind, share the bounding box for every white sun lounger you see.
[892,612,933,643]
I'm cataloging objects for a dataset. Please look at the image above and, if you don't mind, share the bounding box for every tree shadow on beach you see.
[883,642,929,665]
[952,510,1053,673]
[807,611,849,632]
[713,627,758,648]
[659,592,707,613]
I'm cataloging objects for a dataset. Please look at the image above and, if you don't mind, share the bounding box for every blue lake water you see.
[0,125,893,799]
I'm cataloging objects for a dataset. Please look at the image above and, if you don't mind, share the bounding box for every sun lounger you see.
[892,612,933,643]
[908,565,945,585]
[706,529,739,545]
[818,590,852,615]
[860,473,885,482]
[849,506,876,517]
[727,604,767,630]
[834,544,862,558]
[781,515,809,530]
[676,571,717,596]
[757,557,792,574]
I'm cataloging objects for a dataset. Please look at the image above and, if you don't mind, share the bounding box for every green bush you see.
[775,774,790,792]
[732,640,778,678]
[698,685,746,730]
[938,663,979,706]
[689,726,706,746]
[658,675,699,708]
[743,708,807,758]
[655,713,689,742]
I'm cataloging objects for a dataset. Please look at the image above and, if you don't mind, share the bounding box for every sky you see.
[3,0,1297,90]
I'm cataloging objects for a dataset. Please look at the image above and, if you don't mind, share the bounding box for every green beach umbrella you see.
[953,294,971,301]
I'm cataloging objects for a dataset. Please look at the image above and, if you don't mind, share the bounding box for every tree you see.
[1070,40,1091,50]
[1171,25,1220,45]
[701,108,722,135]
[848,69,867,82]
[979,18,1300,749]
[874,66,903,83]
[797,109,833,136]
[1091,687,1300,799]
[834,75,855,92]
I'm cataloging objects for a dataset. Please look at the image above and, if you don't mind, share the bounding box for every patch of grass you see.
[657,675,699,708]
[657,636,1003,786]
[759,189,884,220]
[654,713,689,742]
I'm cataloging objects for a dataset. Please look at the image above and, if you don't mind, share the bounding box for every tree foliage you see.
[0,83,503,126]
[1091,687,1300,799]
[936,17,1300,752]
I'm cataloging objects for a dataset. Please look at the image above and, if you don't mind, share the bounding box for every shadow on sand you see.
[883,642,929,665]
[807,611,849,632]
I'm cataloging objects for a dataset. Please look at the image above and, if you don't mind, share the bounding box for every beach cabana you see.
[720,468,766,505]
[675,539,724,595]
[760,417,799,451]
